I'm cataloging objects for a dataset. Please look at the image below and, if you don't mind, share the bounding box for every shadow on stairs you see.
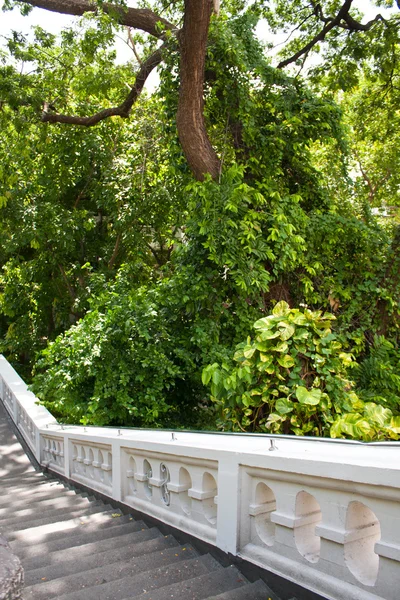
[0,402,324,600]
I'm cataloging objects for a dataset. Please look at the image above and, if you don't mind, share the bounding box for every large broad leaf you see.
[259,352,273,364]
[272,301,290,316]
[364,403,392,426]
[279,324,295,340]
[296,386,321,406]
[243,346,256,359]
[277,354,295,368]
[276,398,294,415]
[273,341,288,353]
[294,329,309,340]
[258,362,275,374]
[290,312,308,325]
[254,315,277,331]
[259,330,281,340]
[330,413,374,440]
[389,416,400,435]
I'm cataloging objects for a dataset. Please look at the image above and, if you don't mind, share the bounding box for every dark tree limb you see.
[176,0,221,180]
[108,232,122,269]
[19,0,222,181]
[42,44,165,126]
[340,12,386,32]
[277,0,385,69]
[18,0,175,37]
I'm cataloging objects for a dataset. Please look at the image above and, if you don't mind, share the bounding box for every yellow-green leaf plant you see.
[203,301,399,440]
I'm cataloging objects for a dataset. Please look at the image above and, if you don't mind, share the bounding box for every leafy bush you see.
[352,335,400,413]
[203,301,400,440]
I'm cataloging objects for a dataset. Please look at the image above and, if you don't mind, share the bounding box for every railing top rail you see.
[45,421,400,447]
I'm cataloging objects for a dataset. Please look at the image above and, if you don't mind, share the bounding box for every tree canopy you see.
[1,0,399,439]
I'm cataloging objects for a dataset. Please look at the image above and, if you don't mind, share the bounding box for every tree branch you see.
[18,0,175,38]
[338,13,386,31]
[42,44,165,126]
[108,232,122,269]
[126,27,143,65]
[277,0,385,69]
[58,263,76,300]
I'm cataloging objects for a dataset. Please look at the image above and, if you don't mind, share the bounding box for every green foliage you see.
[203,302,400,440]
[1,0,400,440]
[31,280,185,426]
[352,335,400,413]
[202,301,357,436]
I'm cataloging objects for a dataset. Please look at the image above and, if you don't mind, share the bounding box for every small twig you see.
[126,27,143,65]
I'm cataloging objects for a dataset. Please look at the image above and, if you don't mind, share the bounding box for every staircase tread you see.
[10,513,147,561]
[4,504,113,540]
[0,495,99,522]
[130,564,247,600]
[0,502,110,536]
[23,529,174,579]
[0,488,81,508]
[48,553,222,600]
[24,544,206,600]
[204,579,279,600]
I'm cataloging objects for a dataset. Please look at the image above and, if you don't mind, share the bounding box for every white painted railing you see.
[1,354,399,600]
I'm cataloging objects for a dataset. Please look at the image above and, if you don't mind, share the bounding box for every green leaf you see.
[296,386,322,406]
[273,341,288,353]
[272,301,290,316]
[258,330,281,340]
[364,403,392,426]
[275,398,294,415]
[254,316,276,331]
[243,346,256,359]
[279,324,295,340]
[277,354,295,368]
[290,312,307,325]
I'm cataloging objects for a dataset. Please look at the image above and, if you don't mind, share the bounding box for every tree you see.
[1,0,400,436]
[3,0,400,180]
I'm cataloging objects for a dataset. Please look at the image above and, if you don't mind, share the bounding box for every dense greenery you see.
[1,1,399,439]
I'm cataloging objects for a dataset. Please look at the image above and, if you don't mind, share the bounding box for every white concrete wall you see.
[1,354,399,600]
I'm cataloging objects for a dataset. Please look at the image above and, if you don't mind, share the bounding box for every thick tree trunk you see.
[18,0,220,181]
[176,0,221,181]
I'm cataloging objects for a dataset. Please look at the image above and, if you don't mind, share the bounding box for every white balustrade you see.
[71,440,113,495]
[0,354,399,600]
[41,435,65,475]
[121,448,218,544]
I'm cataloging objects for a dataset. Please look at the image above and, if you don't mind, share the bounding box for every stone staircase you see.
[0,403,287,600]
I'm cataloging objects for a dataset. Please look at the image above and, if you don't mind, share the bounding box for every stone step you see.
[0,478,64,495]
[0,494,98,521]
[131,564,248,600]
[24,534,181,587]
[0,500,107,533]
[205,579,278,600]
[0,487,81,508]
[4,503,113,540]
[0,468,40,481]
[0,474,50,488]
[54,553,221,600]
[23,526,166,574]
[12,514,140,558]
[24,543,201,600]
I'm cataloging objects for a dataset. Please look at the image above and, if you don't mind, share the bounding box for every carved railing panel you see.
[1,378,14,415]
[16,403,37,454]
[121,448,218,544]
[41,435,65,475]
[70,440,112,495]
